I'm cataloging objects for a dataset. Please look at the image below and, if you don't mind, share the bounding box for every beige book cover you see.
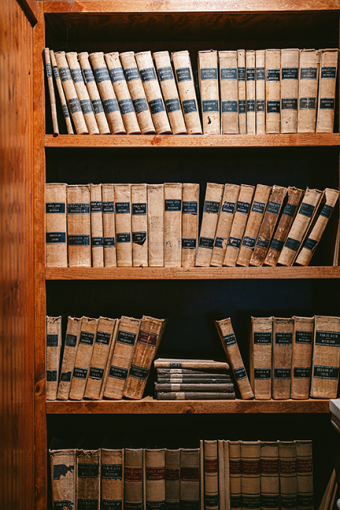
[281,48,299,134]
[260,442,279,510]
[229,441,241,510]
[90,183,104,268]
[204,440,218,510]
[298,49,320,133]
[272,317,294,400]
[200,440,204,510]
[50,449,76,509]
[66,185,91,267]
[77,449,101,509]
[219,51,238,134]
[114,184,132,267]
[196,183,224,267]
[57,316,82,400]
[316,49,338,133]
[182,183,199,267]
[246,50,256,135]
[101,449,124,510]
[296,440,313,510]
[125,449,143,510]
[250,316,273,400]
[154,358,229,370]
[223,441,231,510]
[255,50,266,134]
[237,50,246,134]
[171,50,202,134]
[102,184,117,267]
[164,182,182,267]
[148,184,164,267]
[132,183,148,267]
[46,183,68,267]
[146,449,166,510]
[218,440,226,510]
[99,319,120,400]
[46,315,62,400]
[265,49,281,133]
[50,50,74,134]
[240,441,261,510]
[198,50,220,134]
[165,449,180,510]
[291,316,314,400]
[279,442,297,510]
[180,449,200,509]
[44,48,58,135]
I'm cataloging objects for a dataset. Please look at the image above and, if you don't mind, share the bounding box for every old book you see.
[67,184,91,267]
[281,48,299,133]
[101,449,124,510]
[316,49,338,133]
[165,449,180,510]
[131,183,148,268]
[50,449,76,510]
[279,441,297,510]
[103,316,141,399]
[99,319,120,400]
[157,374,231,382]
[77,449,101,510]
[164,182,182,267]
[211,184,240,267]
[215,318,254,399]
[217,441,225,510]
[78,51,110,134]
[224,184,255,267]
[156,367,229,375]
[180,449,200,510]
[69,317,98,400]
[255,50,265,134]
[154,359,229,370]
[229,441,241,510]
[264,187,304,267]
[246,50,256,135]
[260,442,279,510]
[240,441,261,510]
[265,49,281,134]
[102,183,117,267]
[46,183,68,267]
[146,449,166,510]
[89,52,126,134]
[291,316,314,400]
[114,183,132,267]
[125,449,144,510]
[46,315,62,400]
[196,183,224,267]
[310,315,340,398]
[204,440,219,510]
[156,391,235,400]
[219,51,239,134]
[296,188,339,266]
[278,188,323,266]
[171,50,202,134]
[237,184,272,267]
[57,316,82,400]
[237,50,246,134]
[50,50,74,134]
[153,51,187,135]
[200,440,204,510]
[90,183,104,268]
[298,49,320,133]
[296,440,314,510]
[222,441,230,510]
[155,382,234,392]
[272,317,294,400]
[250,185,287,267]
[44,48,58,135]
[198,50,220,134]
[182,183,199,268]
[148,184,165,267]
[250,316,273,400]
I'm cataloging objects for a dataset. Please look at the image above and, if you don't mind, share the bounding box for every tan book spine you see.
[69,317,98,400]
[101,449,124,510]
[46,183,68,268]
[114,184,132,267]
[296,440,313,510]
[246,50,256,135]
[146,449,166,510]
[272,317,294,400]
[229,441,241,510]
[204,440,218,510]
[57,316,82,400]
[100,319,120,400]
[44,48,59,135]
[281,48,299,133]
[164,183,182,267]
[279,441,297,510]
[67,185,91,267]
[89,52,126,134]
[219,51,238,134]
[223,441,231,510]
[237,50,246,134]
[77,449,101,510]
[153,51,187,135]
[224,184,255,267]
[237,184,272,267]
[316,49,338,133]
[198,50,220,134]
[154,359,229,370]
[260,442,279,510]
[264,187,304,267]
[182,183,199,268]
[250,316,273,400]
[218,440,226,510]
[265,49,281,134]
[78,51,110,134]
[180,449,200,510]
[103,316,141,399]
[54,51,88,134]
[200,440,205,510]
[255,50,265,134]
[211,184,240,267]
[165,449,180,510]
[196,183,224,267]
[215,318,254,399]
[250,185,287,267]
[102,184,117,267]
[50,50,74,134]
[46,315,62,400]
[148,184,164,267]
[90,183,104,268]
[50,449,76,509]
[296,188,339,266]
[132,183,148,268]
[240,441,261,510]
[125,449,144,510]
[298,49,320,133]
[171,51,202,134]
[291,316,314,400]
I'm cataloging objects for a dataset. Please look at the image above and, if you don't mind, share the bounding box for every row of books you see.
[50,440,313,510]
[46,182,338,268]
[45,47,338,136]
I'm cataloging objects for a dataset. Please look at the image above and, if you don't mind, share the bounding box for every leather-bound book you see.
[298,49,319,133]
[101,449,124,510]
[67,184,91,267]
[77,449,101,510]
[50,449,76,510]
[57,316,82,400]
[291,316,314,400]
[182,183,199,268]
[265,49,281,134]
[132,183,148,268]
[316,49,338,133]
[46,315,62,400]
[272,317,294,400]
[196,183,224,267]
[250,316,273,400]
[237,50,246,134]
[219,51,239,134]
[46,183,67,267]
[198,50,220,134]
[246,50,256,134]
[164,183,182,267]
[281,49,299,133]
[90,183,104,268]
[114,184,132,267]
[204,440,219,510]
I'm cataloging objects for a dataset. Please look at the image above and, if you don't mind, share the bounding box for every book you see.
[200,440,205,510]
[215,318,254,400]
[179,449,200,510]
[229,441,241,510]
[290,316,314,400]
[77,449,101,510]
[316,49,338,133]
[125,449,144,510]
[114,183,132,267]
[156,367,230,374]
[50,50,74,134]
[155,382,234,392]
[249,316,273,400]
[221,440,230,510]
[279,441,297,510]
[281,48,299,134]
[57,316,82,400]
[154,359,229,370]
[196,183,224,267]
[145,449,166,510]
[50,449,76,510]
[198,50,220,134]
[131,183,148,268]
[204,440,219,510]
[255,50,265,134]
[272,317,294,400]
[90,183,104,268]
[165,449,180,510]
[148,184,165,267]
[265,49,281,134]
[46,315,62,400]
[260,442,279,510]
[156,391,235,400]
[67,185,91,267]
[157,375,231,383]
[164,182,182,267]
[240,441,261,510]
[298,49,320,133]
[101,449,124,510]
[310,315,340,398]
[246,50,256,135]
[219,50,239,134]
[237,50,246,134]
[296,440,314,510]
[102,183,117,267]
[44,48,58,135]
[45,183,68,267]
[181,183,199,268]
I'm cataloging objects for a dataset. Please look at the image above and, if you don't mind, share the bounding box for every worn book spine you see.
[296,441,313,510]
[50,50,74,134]
[298,49,319,133]
[255,50,265,134]
[44,48,59,135]
[153,51,187,135]
[57,316,82,400]
[200,440,204,510]
[50,449,76,510]
[224,184,255,267]
[223,441,231,510]
[146,449,166,510]
[77,449,101,510]
[204,440,218,510]
[164,183,182,267]
[250,316,273,400]
[114,184,132,267]
[198,50,220,134]
[99,319,120,400]
[148,184,165,267]
[260,442,279,510]
[215,318,254,399]
[219,51,238,134]
[237,184,272,267]
[196,183,224,267]
[101,449,124,510]
[67,184,91,267]
[316,49,338,133]
[310,315,340,398]
[46,315,62,400]
[78,51,110,134]
[171,50,202,134]
[157,375,231,383]
[265,49,281,134]
[281,48,299,133]
[250,185,287,267]
[240,441,261,510]
[155,382,234,392]
[237,50,246,134]
[279,442,298,510]
[89,51,126,134]
[125,449,144,510]
[46,183,68,267]
[165,449,180,510]
[211,184,240,267]
[272,317,294,400]
[90,183,104,268]
[229,441,241,510]
[180,449,200,510]
[291,316,314,400]
[102,183,117,267]
[131,183,148,267]
[154,359,229,370]
[156,391,235,400]
[156,366,230,373]
[218,441,225,510]
[246,50,256,135]
[264,187,304,267]
[182,183,199,268]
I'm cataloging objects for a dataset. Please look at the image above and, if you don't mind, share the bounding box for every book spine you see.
[219,51,239,134]
[44,48,59,135]
[148,184,165,267]
[102,183,117,267]
[240,441,261,510]
[46,315,62,400]
[298,49,320,133]
[155,383,234,392]
[114,184,132,267]
[46,183,68,267]
[90,183,104,268]
[281,48,299,133]
[180,449,200,510]
[196,183,224,267]
[296,441,313,510]
[153,51,187,135]
[250,316,273,400]
[146,449,166,510]
[260,442,279,510]
[99,319,120,400]
[157,376,231,383]
[200,440,205,510]
[165,449,180,510]
[77,449,101,510]
[164,183,182,267]
[67,185,91,267]
[198,50,220,134]
[50,449,76,509]
[50,50,74,134]
[132,183,148,267]
[101,449,124,510]
[265,49,281,134]
[182,183,199,268]
[291,316,314,400]
[272,317,294,400]
[125,449,144,510]
[279,442,298,510]
[229,441,242,510]
[224,441,230,510]
[246,50,256,135]
[154,360,229,370]
[156,391,235,400]
[57,316,82,400]
[316,49,338,133]
[237,50,246,134]
[255,50,265,134]
[218,440,226,510]
[171,50,202,134]
[204,440,219,510]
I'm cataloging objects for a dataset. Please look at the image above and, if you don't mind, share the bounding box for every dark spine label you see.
[78,500,98,510]
[79,98,92,114]
[103,201,114,214]
[132,232,146,244]
[228,237,241,249]
[314,365,339,379]
[294,367,310,378]
[200,68,217,80]
[129,364,149,380]
[59,67,72,82]
[282,98,298,110]
[252,200,265,214]
[117,330,136,346]
[116,233,131,243]
[140,67,157,82]
[82,68,95,83]
[223,333,237,347]
[73,367,88,379]
[92,99,104,114]
[282,68,298,80]
[102,464,122,479]
[89,367,104,380]
[236,200,250,215]
[158,66,173,81]
[300,98,316,110]
[67,98,81,114]
[238,67,245,81]
[94,67,110,83]
[299,202,315,218]
[182,238,196,249]
[254,368,271,379]
[149,98,165,115]
[320,98,335,109]
[267,100,280,113]
[109,67,125,83]
[104,237,115,247]
[234,367,247,380]
[204,200,220,214]
[67,203,90,214]
[256,99,265,112]
[246,68,255,81]
[78,463,99,478]
[46,232,66,244]
[79,331,95,346]
[103,98,119,114]
[133,98,148,114]
[182,99,197,114]
[132,203,147,215]
[119,98,134,115]
[66,334,77,347]
[254,332,271,344]
[221,68,237,80]
[274,368,291,379]
[285,237,300,251]
[52,66,60,80]
[256,67,265,80]
[124,67,140,82]
[46,63,52,78]
[247,100,255,112]
[303,237,318,252]
[242,236,255,249]
[320,204,334,218]
[70,68,83,83]
[283,202,297,217]
[222,101,237,113]
[199,237,213,249]
[109,366,128,380]
[165,98,181,112]
[91,201,102,213]
[300,68,317,80]
[202,100,219,112]
[176,68,191,82]
[183,201,197,214]
[47,334,58,347]
[222,201,235,214]
[115,202,130,214]
[92,237,103,246]
[68,235,90,246]
[266,200,281,215]
[255,237,269,249]
[62,104,70,118]
[60,372,71,382]
[269,238,284,252]
[321,66,336,79]
[296,331,313,344]
[266,69,280,81]
[96,331,111,345]
[316,330,340,347]
[239,99,246,114]
[275,332,293,345]
[47,370,57,381]
[165,199,182,212]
